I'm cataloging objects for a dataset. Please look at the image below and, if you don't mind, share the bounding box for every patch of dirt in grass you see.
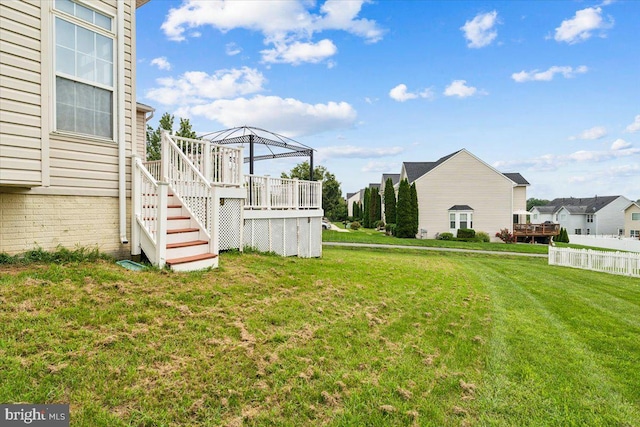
[321,390,340,407]
[396,387,413,400]
[233,320,256,356]
[379,404,396,413]
[459,380,476,399]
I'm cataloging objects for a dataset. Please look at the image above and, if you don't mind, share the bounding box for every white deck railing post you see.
[293,178,299,209]
[209,189,219,256]
[156,182,169,268]
[204,138,212,183]
[131,155,142,256]
[264,175,271,210]
[161,131,170,182]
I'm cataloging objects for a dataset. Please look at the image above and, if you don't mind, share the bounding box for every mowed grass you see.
[323,228,551,254]
[1,248,638,426]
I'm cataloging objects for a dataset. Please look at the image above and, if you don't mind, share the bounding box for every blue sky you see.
[135,0,640,201]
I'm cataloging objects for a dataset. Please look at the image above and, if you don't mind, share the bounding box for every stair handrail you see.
[161,131,213,240]
[132,155,168,268]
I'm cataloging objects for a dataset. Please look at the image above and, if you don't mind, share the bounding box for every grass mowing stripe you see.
[467,257,640,426]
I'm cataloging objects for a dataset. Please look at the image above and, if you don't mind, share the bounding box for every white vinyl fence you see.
[548,247,640,277]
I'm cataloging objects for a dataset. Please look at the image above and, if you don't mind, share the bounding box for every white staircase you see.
[163,194,218,271]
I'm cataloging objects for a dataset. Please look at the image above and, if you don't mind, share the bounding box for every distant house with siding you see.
[530,196,631,236]
[623,202,640,238]
[398,149,529,241]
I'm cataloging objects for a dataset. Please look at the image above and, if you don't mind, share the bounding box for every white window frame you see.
[632,213,640,221]
[586,214,594,223]
[574,229,582,235]
[448,210,473,233]
[52,0,116,141]
[630,230,639,238]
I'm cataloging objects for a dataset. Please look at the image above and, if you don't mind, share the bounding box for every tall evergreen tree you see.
[396,179,413,238]
[383,178,397,225]
[352,201,359,220]
[363,187,371,228]
[410,182,419,235]
[177,117,197,139]
[369,188,381,227]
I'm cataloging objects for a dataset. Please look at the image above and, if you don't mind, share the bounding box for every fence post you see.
[265,175,271,210]
[293,178,299,209]
[161,131,170,182]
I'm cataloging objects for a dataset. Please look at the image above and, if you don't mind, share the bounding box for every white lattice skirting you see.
[243,210,323,258]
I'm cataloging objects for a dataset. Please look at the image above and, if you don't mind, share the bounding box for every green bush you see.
[349,221,361,230]
[457,229,476,239]
[438,232,454,240]
[476,231,490,242]
[374,220,385,230]
[495,228,515,243]
[385,223,397,236]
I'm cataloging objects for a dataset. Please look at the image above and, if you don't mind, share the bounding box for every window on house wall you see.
[632,213,640,221]
[586,229,591,235]
[560,214,566,221]
[587,214,594,223]
[449,211,473,231]
[574,229,582,235]
[631,230,639,238]
[533,214,538,220]
[54,0,114,139]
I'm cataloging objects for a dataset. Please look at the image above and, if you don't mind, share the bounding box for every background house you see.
[379,173,399,223]
[346,190,363,217]
[623,202,640,238]
[1,0,145,257]
[398,149,529,241]
[530,196,631,236]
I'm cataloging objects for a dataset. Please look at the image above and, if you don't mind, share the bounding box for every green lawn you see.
[323,228,551,254]
[1,248,638,426]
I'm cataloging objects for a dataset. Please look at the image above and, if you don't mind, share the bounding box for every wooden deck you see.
[513,223,560,237]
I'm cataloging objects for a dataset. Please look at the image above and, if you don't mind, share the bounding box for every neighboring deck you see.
[513,223,560,238]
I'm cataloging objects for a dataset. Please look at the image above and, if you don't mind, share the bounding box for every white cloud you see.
[461,11,499,48]
[568,126,607,140]
[389,84,434,102]
[443,80,479,98]
[225,42,242,56]
[361,161,401,173]
[611,138,631,150]
[494,143,640,171]
[554,7,613,44]
[150,56,171,71]
[183,95,357,138]
[318,145,404,161]
[161,0,384,65]
[512,65,588,83]
[625,115,640,133]
[261,39,337,65]
[145,67,266,105]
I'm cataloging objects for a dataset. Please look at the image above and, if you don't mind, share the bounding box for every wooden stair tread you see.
[166,253,218,265]
[167,215,190,220]
[166,240,209,249]
[167,227,199,234]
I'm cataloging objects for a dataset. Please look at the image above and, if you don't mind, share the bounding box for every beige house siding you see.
[0,0,138,257]
[414,151,514,240]
[0,0,43,187]
[513,186,527,212]
[624,203,640,238]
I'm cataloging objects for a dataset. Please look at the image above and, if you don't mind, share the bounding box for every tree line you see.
[351,178,418,238]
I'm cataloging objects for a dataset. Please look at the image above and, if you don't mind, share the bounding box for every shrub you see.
[385,223,397,236]
[438,232,454,240]
[374,220,385,230]
[350,221,361,230]
[457,229,476,239]
[495,228,515,243]
[476,231,490,243]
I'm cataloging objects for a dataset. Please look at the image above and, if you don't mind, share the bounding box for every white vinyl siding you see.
[0,0,43,186]
[415,151,514,240]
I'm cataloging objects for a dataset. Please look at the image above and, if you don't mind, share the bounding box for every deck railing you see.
[549,247,640,277]
[513,223,560,236]
[244,175,322,210]
[170,134,243,186]
[162,131,213,240]
[132,156,168,267]
[143,160,161,181]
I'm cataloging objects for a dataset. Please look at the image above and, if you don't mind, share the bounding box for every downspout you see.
[118,0,127,244]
